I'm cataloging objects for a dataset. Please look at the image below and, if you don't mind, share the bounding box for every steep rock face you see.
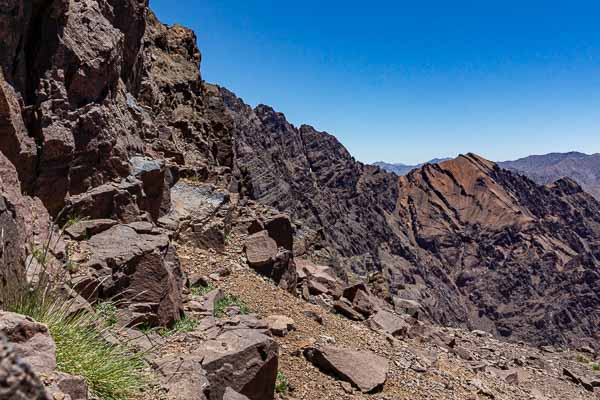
[499,152,600,201]
[394,154,600,345]
[219,90,401,276]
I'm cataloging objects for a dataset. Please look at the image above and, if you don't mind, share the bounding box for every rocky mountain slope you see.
[374,158,452,175]
[0,1,599,399]
[499,152,600,200]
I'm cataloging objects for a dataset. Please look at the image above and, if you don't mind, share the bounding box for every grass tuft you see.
[592,363,600,371]
[214,294,251,318]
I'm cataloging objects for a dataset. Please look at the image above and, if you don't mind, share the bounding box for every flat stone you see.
[368,311,410,337]
[265,315,295,337]
[65,219,117,240]
[304,345,388,393]
[244,231,277,268]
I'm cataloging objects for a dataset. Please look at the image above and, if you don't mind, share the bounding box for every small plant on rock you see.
[96,302,119,327]
[62,214,87,229]
[158,315,199,337]
[30,245,48,265]
[214,294,251,318]
[190,284,215,297]
[275,370,289,395]
[593,363,600,371]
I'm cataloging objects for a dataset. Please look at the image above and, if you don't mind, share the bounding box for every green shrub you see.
[592,363,600,371]
[214,294,251,318]
[190,284,215,297]
[275,370,289,395]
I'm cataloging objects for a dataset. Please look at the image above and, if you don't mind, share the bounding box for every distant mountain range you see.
[498,152,600,200]
[376,152,600,200]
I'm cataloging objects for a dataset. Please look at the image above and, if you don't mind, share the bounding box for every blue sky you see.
[149,0,600,164]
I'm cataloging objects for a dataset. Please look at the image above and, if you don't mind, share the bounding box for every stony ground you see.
[168,232,600,400]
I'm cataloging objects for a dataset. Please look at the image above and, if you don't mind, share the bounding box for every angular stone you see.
[264,214,294,251]
[84,225,183,326]
[334,301,364,321]
[65,219,117,240]
[352,289,378,317]
[368,311,410,337]
[0,312,56,375]
[200,329,279,400]
[156,355,209,400]
[342,282,371,302]
[244,231,277,268]
[265,315,295,337]
[393,298,422,319]
[304,346,388,393]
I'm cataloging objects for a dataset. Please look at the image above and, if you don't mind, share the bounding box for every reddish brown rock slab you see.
[265,315,295,337]
[333,300,365,321]
[244,231,278,268]
[199,329,279,400]
[367,310,411,337]
[263,214,294,251]
[65,219,118,240]
[304,345,389,393]
[84,224,183,326]
[0,312,56,375]
[352,289,378,317]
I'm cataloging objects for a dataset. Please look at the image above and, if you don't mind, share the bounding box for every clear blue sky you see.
[149,0,600,164]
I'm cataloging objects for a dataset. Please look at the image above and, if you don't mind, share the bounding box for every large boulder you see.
[295,259,340,297]
[263,214,294,251]
[83,224,183,326]
[304,346,388,393]
[244,231,297,292]
[244,231,278,268]
[199,329,279,400]
[168,182,233,251]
